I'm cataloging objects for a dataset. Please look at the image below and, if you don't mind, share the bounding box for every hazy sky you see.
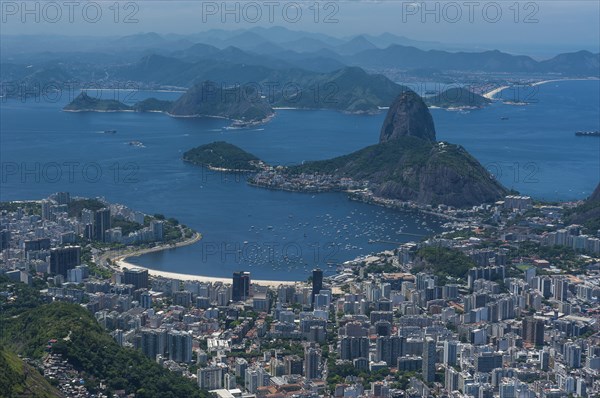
[1,1,599,53]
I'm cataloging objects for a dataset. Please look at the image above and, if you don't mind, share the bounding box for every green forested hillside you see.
[0,278,207,398]
[183,141,261,171]
[0,346,62,398]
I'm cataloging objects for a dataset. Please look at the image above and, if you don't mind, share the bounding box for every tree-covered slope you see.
[289,137,506,207]
[0,346,62,398]
[565,182,600,234]
[169,81,274,122]
[425,87,491,109]
[183,141,261,171]
[275,66,409,113]
[0,279,207,398]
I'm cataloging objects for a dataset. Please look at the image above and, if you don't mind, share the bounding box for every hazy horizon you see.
[1,1,598,56]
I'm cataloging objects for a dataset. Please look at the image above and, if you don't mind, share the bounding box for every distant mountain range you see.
[2,28,598,107]
[113,58,406,114]
[348,47,599,75]
[2,27,598,75]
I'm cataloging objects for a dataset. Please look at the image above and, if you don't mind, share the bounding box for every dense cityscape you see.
[1,189,599,398]
[1,2,599,397]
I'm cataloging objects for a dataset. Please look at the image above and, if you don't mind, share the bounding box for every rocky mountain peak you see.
[379,90,436,143]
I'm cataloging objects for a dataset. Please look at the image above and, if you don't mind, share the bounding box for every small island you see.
[63,92,133,112]
[64,92,171,113]
[168,81,274,125]
[424,87,491,109]
[64,81,275,127]
[64,71,414,122]
[183,141,264,172]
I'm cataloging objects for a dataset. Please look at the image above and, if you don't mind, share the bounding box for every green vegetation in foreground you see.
[424,87,491,109]
[412,246,476,283]
[183,141,261,171]
[0,345,62,398]
[0,278,208,398]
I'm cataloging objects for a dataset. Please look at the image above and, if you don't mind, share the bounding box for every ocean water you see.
[1,80,598,280]
[434,80,600,200]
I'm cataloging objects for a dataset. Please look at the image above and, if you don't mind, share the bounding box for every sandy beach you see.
[483,86,510,100]
[483,78,599,100]
[531,78,599,87]
[104,232,299,287]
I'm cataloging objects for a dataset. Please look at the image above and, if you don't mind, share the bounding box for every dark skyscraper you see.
[232,271,251,301]
[376,335,404,366]
[123,268,149,290]
[285,355,304,376]
[94,208,111,242]
[475,352,503,373]
[0,229,11,251]
[443,340,458,366]
[522,316,544,346]
[49,246,81,276]
[55,192,71,205]
[304,346,321,380]
[423,337,436,383]
[312,268,323,305]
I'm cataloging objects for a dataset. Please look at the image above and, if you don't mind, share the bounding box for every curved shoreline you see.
[105,232,297,287]
[530,78,599,87]
[63,106,274,127]
[483,86,510,100]
[483,77,599,99]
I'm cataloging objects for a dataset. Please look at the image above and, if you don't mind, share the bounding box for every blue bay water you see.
[1,80,598,280]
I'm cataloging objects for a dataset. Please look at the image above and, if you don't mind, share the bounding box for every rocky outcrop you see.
[292,90,508,207]
[379,91,436,143]
[590,182,600,202]
[566,182,600,233]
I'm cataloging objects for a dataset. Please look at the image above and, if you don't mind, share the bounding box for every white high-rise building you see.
[198,366,223,390]
[245,366,269,393]
[443,340,458,366]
